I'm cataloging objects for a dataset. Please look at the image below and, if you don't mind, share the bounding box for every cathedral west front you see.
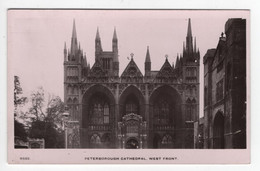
[63,19,200,149]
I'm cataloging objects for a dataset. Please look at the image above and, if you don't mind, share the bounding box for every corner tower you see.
[176,18,200,148]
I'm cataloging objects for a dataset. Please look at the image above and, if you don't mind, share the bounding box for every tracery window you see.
[154,97,171,125]
[90,134,101,144]
[125,95,139,115]
[186,99,196,121]
[89,95,110,125]
[161,134,173,144]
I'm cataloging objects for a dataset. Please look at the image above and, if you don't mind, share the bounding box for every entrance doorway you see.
[213,112,224,149]
[126,138,139,149]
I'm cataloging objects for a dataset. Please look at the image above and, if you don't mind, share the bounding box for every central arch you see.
[119,85,145,119]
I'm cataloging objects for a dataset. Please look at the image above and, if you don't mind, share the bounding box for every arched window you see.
[186,99,192,121]
[213,112,224,149]
[161,134,173,144]
[125,95,139,115]
[101,133,111,143]
[186,99,196,121]
[154,97,171,125]
[67,98,72,104]
[104,103,109,124]
[89,94,110,125]
[161,134,173,148]
[90,134,101,144]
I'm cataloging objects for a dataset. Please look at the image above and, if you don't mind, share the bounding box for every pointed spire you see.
[145,46,151,63]
[172,62,175,69]
[176,55,180,68]
[187,18,192,37]
[186,18,193,55]
[72,19,77,39]
[64,42,67,61]
[194,37,197,52]
[70,19,78,55]
[96,27,100,40]
[64,42,67,52]
[113,27,117,40]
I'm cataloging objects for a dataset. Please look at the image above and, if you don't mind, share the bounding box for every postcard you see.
[8,9,250,164]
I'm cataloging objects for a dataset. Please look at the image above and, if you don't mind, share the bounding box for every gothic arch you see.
[82,84,115,126]
[119,85,145,119]
[150,85,182,127]
[149,85,182,148]
[67,97,72,104]
[73,97,78,104]
[81,85,116,148]
[213,111,225,149]
[73,85,78,94]
[89,133,101,148]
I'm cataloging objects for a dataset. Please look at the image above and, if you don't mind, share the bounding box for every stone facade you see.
[63,19,200,149]
[203,18,246,149]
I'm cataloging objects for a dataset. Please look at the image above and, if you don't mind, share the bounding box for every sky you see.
[8,10,249,117]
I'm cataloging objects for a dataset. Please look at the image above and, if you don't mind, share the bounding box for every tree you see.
[28,92,65,148]
[14,76,28,142]
[14,76,27,117]
[28,87,45,121]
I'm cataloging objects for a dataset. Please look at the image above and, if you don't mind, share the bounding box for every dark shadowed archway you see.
[119,85,145,120]
[213,111,225,149]
[81,84,115,148]
[149,85,182,148]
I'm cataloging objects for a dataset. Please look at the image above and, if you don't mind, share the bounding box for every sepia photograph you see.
[8,9,250,164]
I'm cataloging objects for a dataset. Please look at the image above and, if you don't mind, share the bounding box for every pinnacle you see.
[96,27,100,40]
[187,18,192,38]
[145,46,151,63]
[72,19,77,39]
[113,27,117,40]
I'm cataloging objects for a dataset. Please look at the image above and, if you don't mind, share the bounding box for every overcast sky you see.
[8,10,249,116]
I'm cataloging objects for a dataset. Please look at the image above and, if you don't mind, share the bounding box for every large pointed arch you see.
[82,84,115,127]
[81,84,115,148]
[213,111,225,149]
[119,85,145,119]
[149,85,182,148]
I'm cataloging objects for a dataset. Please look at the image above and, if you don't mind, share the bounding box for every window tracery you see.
[154,97,171,125]
[89,95,110,125]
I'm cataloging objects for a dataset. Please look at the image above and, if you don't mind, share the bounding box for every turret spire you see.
[96,27,100,40]
[72,19,77,38]
[176,55,180,68]
[145,46,151,75]
[95,27,102,61]
[70,19,78,55]
[145,46,151,63]
[186,18,193,55]
[183,41,186,53]
[194,37,197,52]
[113,27,117,40]
[64,42,67,61]
[64,42,67,51]
[187,18,192,37]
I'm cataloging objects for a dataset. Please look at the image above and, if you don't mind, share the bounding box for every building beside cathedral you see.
[63,19,200,149]
[202,18,246,149]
